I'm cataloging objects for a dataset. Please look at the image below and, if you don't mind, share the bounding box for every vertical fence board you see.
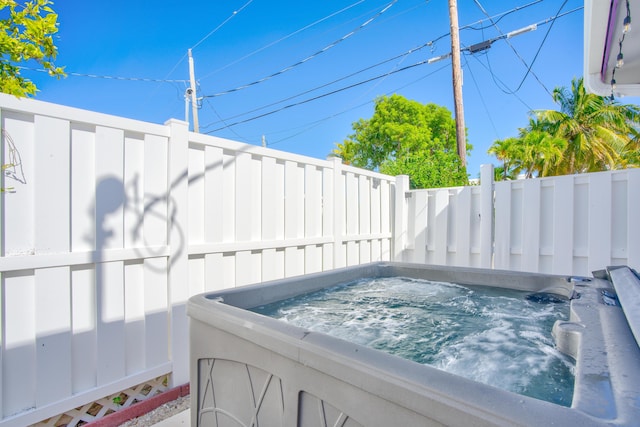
[2,112,35,255]
[71,125,96,252]
[205,253,224,291]
[222,152,236,242]
[538,183,553,273]
[588,173,612,273]
[493,182,511,269]
[236,251,261,286]
[479,165,494,268]
[36,267,72,406]
[144,257,168,368]
[522,180,541,273]
[144,134,169,246]
[124,262,145,374]
[124,134,144,247]
[3,273,36,417]
[509,184,524,270]
[188,147,205,244]
[95,126,125,250]
[332,160,345,268]
[345,172,358,238]
[305,245,322,274]
[455,188,471,267]
[433,190,449,265]
[393,176,409,262]
[236,152,252,242]
[96,261,125,385]
[205,146,224,243]
[124,134,144,249]
[358,175,371,235]
[71,266,96,393]
[305,165,322,239]
[370,178,381,236]
[35,116,70,253]
[285,247,303,277]
[573,178,589,274]
[285,161,302,240]
[628,171,640,270]
[552,176,574,275]
[412,192,427,263]
[611,174,628,265]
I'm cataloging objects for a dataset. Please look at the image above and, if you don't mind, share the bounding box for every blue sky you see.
[24,0,637,178]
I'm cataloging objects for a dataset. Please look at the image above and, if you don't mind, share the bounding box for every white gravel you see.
[118,395,190,426]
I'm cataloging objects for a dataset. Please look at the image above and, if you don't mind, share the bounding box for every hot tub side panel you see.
[188,296,604,427]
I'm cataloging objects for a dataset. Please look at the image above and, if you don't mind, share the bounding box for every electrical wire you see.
[205,7,578,132]
[201,40,433,130]
[462,0,543,31]
[465,51,533,111]
[266,63,450,147]
[471,0,572,96]
[462,55,500,139]
[200,0,367,80]
[17,66,190,83]
[202,0,398,99]
[191,0,255,51]
[204,1,561,102]
[205,3,579,136]
[204,56,438,134]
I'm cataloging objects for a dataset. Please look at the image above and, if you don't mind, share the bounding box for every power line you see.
[191,0,255,51]
[462,0,543,31]
[470,0,574,96]
[204,56,440,134]
[462,55,500,139]
[201,40,433,130]
[267,64,451,147]
[200,0,367,80]
[202,0,398,99]
[205,8,580,134]
[17,66,189,83]
[203,1,564,102]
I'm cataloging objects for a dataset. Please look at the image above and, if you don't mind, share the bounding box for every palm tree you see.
[532,78,640,175]
[487,137,518,180]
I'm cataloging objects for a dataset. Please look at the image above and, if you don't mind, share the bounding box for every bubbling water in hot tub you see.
[254,276,575,406]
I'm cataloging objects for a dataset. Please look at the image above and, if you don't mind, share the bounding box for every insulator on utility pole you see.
[188,49,200,133]
[448,0,467,167]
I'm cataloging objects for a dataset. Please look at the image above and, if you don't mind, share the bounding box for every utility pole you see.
[448,0,466,167]
[188,49,200,133]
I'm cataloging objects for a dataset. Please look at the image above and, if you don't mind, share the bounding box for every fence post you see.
[479,164,494,268]
[393,175,410,262]
[165,119,190,386]
[331,157,345,269]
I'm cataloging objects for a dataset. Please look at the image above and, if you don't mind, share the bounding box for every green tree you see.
[0,0,64,97]
[488,78,640,178]
[332,94,469,188]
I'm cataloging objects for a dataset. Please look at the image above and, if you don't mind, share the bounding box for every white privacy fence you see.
[397,164,640,276]
[0,94,394,426]
[1,94,639,426]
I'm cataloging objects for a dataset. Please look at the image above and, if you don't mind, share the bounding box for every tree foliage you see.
[332,94,469,188]
[0,0,64,97]
[489,78,640,179]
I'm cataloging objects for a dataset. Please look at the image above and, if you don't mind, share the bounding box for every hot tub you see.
[187,262,640,426]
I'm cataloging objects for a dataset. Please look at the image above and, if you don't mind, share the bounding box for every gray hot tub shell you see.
[187,262,640,426]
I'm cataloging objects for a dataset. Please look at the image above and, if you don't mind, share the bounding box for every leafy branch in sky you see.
[332,94,469,189]
[0,0,64,97]
[489,78,640,179]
